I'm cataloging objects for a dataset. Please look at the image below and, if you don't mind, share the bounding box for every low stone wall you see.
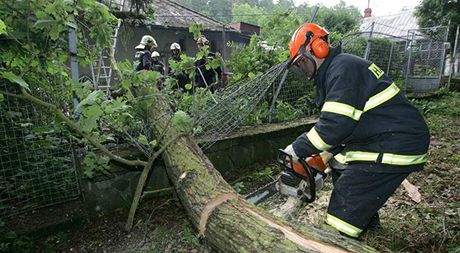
[203,118,316,179]
[79,118,316,215]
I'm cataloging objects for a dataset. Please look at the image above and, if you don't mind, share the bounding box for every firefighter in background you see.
[283,23,429,238]
[134,35,157,71]
[194,36,221,93]
[151,51,164,75]
[168,42,182,63]
[168,42,190,91]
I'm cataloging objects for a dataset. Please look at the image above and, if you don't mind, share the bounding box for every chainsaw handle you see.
[277,149,316,203]
[297,158,316,203]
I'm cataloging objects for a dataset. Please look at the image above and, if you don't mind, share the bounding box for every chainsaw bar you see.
[244,179,278,205]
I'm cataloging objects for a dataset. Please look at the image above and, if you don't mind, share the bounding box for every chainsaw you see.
[245,149,332,205]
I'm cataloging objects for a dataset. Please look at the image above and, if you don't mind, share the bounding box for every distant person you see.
[168,42,182,64]
[151,51,164,75]
[134,35,157,71]
[168,42,190,91]
[194,36,221,93]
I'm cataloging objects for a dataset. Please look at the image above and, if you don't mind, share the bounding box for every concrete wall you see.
[79,119,316,215]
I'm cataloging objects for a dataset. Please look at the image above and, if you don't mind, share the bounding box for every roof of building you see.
[360,10,419,39]
[150,0,228,31]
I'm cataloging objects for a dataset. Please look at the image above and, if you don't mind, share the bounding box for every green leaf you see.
[196,51,205,60]
[0,94,4,102]
[185,83,192,90]
[64,22,77,29]
[149,139,157,147]
[0,19,7,35]
[81,105,103,133]
[83,152,111,178]
[189,23,204,40]
[34,19,57,28]
[248,72,256,79]
[0,72,30,91]
[171,110,193,132]
[138,134,149,146]
[77,90,102,107]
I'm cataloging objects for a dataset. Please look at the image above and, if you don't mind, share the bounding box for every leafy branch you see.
[0,88,148,167]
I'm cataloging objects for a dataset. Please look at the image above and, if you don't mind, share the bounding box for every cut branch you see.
[125,133,186,231]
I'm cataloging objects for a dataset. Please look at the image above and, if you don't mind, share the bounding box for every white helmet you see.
[170,42,181,51]
[196,36,209,46]
[151,51,160,57]
[135,35,158,50]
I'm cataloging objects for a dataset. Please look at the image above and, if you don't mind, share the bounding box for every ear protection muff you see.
[311,38,329,59]
[305,31,330,59]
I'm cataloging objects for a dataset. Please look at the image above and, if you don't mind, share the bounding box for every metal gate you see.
[405,26,449,94]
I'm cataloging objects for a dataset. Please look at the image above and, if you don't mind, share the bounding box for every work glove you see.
[284,144,300,163]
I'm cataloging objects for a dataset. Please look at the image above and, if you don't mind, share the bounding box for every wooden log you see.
[146,88,379,253]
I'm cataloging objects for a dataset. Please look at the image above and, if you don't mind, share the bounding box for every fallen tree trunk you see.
[148,90,378,253]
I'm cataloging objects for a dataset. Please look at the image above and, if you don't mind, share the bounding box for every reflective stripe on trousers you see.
[334,151,427,166]
[325,214,363,238]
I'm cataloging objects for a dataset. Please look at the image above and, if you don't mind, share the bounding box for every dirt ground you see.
[4,91,460,253]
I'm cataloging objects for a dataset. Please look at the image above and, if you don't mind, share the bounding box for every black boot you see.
[366,213,381,231]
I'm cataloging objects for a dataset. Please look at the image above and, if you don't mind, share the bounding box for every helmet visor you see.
[288,54,317,80]
[288,57,307,79]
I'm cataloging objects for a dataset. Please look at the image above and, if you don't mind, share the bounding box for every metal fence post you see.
[364,22,375,60]
[439,25,450,89]
[448,25,459,89]
[68,23,79,82]
[268,69,289,123]
[68,22,81,115]
[404,30,416,95]
[387,41,395,74]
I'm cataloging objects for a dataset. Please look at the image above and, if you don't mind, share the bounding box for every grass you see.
[137,222,203,253]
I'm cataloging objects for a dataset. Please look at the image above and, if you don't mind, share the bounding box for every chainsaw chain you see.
[243,177,279,199]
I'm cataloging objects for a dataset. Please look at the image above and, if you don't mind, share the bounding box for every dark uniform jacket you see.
[151,60,164,75]
[292,46,430,172]
[134,50,152,71]
[194,52,221,92]
[168,55,190,90]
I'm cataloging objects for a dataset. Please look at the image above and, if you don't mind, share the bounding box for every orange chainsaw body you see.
[291,154,327,177]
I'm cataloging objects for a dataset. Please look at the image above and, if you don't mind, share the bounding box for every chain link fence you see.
[405,26,449,94]
[447,25,460,88]
[0,84,80,219]
[343,21,449,95]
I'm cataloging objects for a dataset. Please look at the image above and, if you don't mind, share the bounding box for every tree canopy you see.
[176,0,361,41]
[415,0,460,44]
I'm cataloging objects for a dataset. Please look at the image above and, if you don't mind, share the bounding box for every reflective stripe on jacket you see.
[292,47,429,170]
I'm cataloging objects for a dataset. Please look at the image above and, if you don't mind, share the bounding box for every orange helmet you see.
[289,23,329,66]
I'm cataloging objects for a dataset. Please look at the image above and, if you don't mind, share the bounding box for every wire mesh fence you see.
[347,21,449,94]
[189,61,318,150]
[404,26,449,93]
[0,84,79,219]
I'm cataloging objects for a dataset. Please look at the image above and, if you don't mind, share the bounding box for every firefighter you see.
[283,23,430,238]
[168,42,182,63]
[151,51,164,75]
[168,42,189,91]
[194,36,221,93]
[134,35,157,71]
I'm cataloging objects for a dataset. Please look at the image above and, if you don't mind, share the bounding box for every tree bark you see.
[148,89,379,253]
